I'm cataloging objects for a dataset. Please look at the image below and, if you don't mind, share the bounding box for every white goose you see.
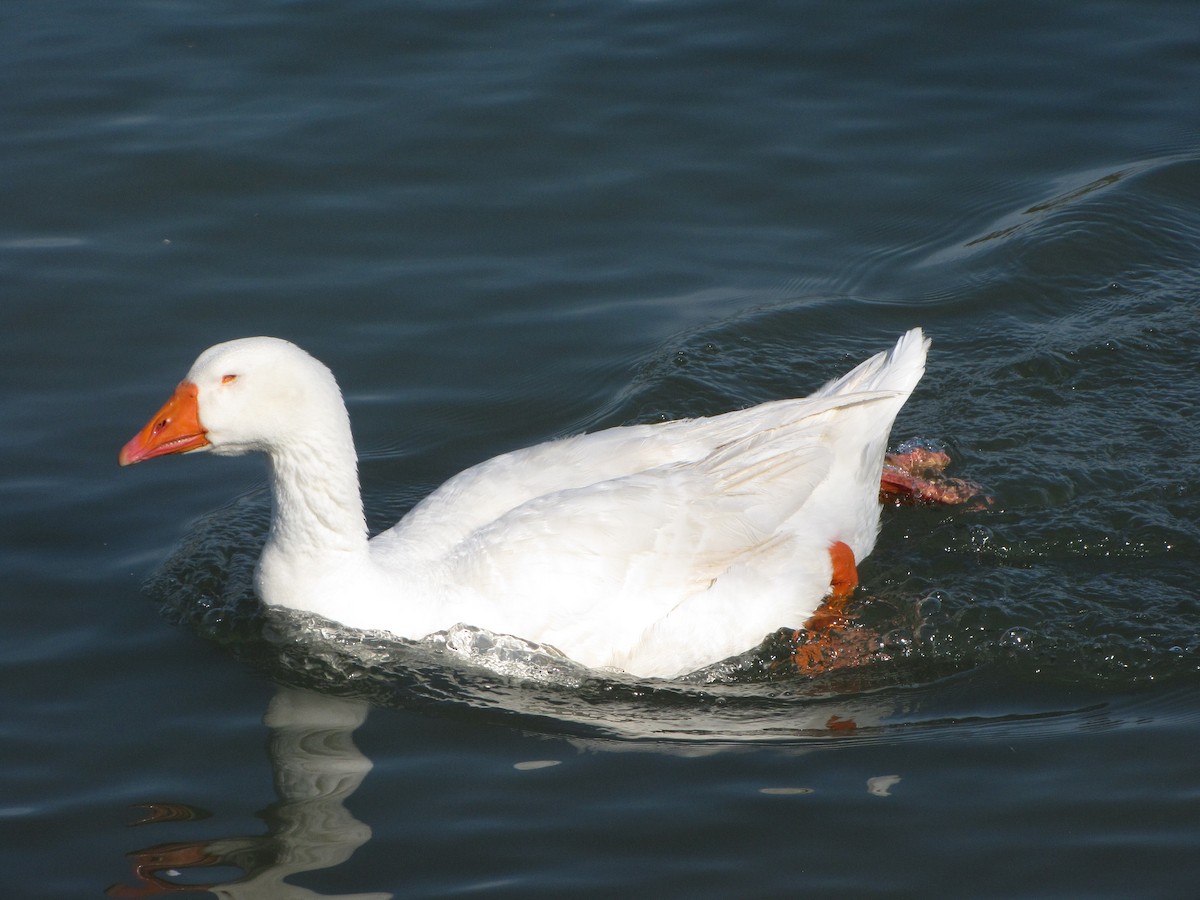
[120,328,929,678]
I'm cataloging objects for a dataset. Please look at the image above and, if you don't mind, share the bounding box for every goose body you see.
[120,329,929,678]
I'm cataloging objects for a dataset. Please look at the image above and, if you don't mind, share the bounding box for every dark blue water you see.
[4,1,1200,896]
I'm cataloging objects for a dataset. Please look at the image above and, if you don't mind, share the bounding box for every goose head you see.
[119,337,348,466]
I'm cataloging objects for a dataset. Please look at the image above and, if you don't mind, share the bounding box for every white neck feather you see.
[263,420,368,563]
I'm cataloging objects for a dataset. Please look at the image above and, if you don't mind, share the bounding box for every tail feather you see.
[811,327,929,401]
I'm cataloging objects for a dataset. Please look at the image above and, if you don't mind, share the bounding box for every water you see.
[4,0,1200,895]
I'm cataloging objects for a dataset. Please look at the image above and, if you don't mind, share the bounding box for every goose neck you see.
[264,437,368,559]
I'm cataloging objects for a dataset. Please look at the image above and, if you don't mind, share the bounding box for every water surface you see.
[3,1,1200,896]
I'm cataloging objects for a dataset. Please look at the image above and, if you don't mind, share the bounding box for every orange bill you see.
[119,382,209,466]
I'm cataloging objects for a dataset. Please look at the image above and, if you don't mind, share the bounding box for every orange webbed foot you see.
[789,541,865,674]
[879,443,993,508]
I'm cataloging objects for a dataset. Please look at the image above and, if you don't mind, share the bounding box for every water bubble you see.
[1000,627,1034,652]
[968,524,995,553]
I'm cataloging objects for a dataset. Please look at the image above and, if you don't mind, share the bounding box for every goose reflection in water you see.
[106,688,390,900]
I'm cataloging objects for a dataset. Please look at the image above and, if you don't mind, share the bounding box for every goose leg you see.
[786,450,991,676]
[790,541,869,673]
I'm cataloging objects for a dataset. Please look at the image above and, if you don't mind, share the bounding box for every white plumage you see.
[121,329,929,678]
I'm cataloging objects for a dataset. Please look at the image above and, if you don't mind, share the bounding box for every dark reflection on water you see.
[107,687,385,900]
[104,672,1200,897]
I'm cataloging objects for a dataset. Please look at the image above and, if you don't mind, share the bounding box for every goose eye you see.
[222,374,238,384]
